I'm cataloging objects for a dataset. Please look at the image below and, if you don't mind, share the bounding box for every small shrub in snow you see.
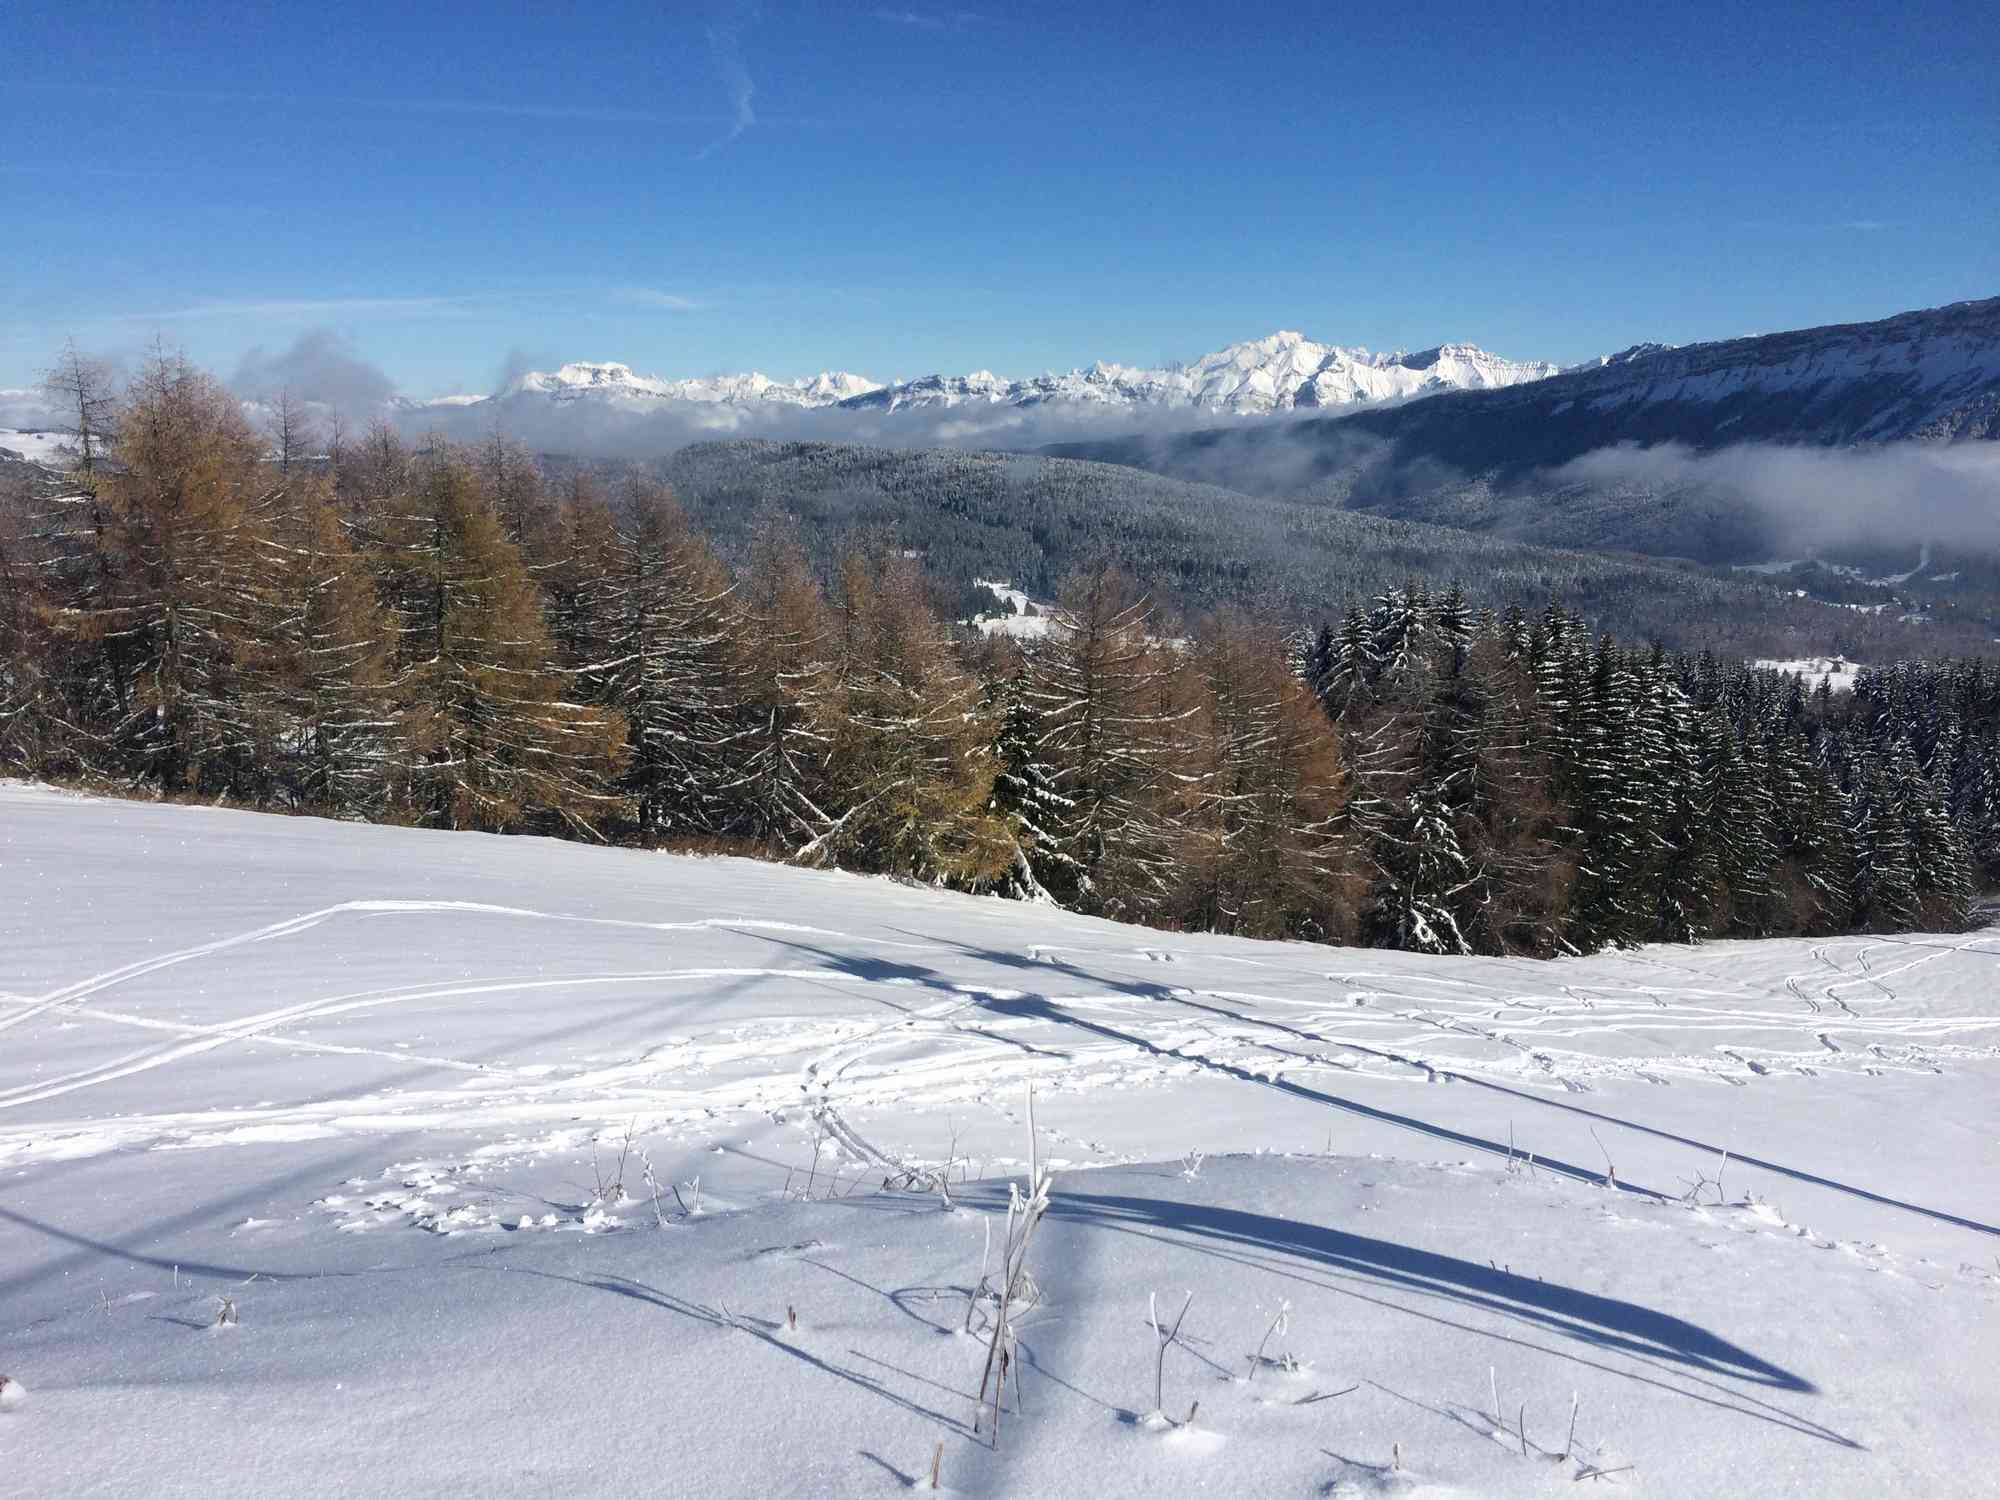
[0,1374,25,1410]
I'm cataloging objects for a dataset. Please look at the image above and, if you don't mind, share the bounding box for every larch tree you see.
[379,450,626,834]
[800,551,1013,885]
[1173,609,1352,940]
[84,350,279,795]
[258,469,394,814]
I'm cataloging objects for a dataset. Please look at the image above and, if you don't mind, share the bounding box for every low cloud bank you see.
[1553,439,2000,555]
[388,387,1307,460]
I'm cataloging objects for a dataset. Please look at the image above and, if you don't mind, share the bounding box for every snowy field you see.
[1,781,1996,1497]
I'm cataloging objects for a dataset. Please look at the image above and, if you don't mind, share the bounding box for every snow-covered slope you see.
[0,428,82,466]
[415,331,1557,426]
[3,783,1996,1498]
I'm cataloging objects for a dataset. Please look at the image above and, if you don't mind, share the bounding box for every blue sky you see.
[3,0,1995,395]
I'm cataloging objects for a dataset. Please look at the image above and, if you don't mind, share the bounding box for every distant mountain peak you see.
[420,327,1561,421]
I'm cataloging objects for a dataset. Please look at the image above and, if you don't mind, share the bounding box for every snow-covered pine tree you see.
[729,524,840,849]
[1368,780,1474,955]
[1562,638,1647,951]
[983,652,1079,902]
[1641,669,1717,943]
[1764,726,1853,933]
[1848,753,1920,933]
[1021,565,1182,920]
[595,484,741,836]
[1907,762,1974,931]
[1318,605,1377,720]
[1700,713,1781,935]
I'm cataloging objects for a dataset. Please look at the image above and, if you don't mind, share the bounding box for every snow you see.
[1751,658,1865,694]
[1,781,1996,1497]
[0,428,82,466]
[970,579,1057,638]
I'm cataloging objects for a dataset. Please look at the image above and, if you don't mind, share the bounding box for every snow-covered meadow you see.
[1,781,1995,1496]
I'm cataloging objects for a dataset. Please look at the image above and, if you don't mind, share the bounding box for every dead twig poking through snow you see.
[1181,1149,1205,1182]
[1246,1300,1291,1382]
[213,1296,238,1328]
[1148,1290,1196,1422]
[1561,1391,1579,1462]
[929,1441,943,1490]
[1588,1127,1618,1190]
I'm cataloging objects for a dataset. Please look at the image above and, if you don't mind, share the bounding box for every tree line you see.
[1,349,1990,957]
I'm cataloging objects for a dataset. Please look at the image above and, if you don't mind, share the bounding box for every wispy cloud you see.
[1839,219,1893,233]
[873,7,989,27]
[698,2,760,159]
[614,287,707,312]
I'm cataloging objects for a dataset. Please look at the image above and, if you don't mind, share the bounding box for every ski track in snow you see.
[5,893,1998,1176]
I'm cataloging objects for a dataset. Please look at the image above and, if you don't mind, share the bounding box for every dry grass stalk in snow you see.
[973,1086,1053,1447]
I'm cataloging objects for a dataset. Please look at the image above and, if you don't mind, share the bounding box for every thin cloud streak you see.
[615,287,706,312]
[873,8,989,28]
[697,2,759,159]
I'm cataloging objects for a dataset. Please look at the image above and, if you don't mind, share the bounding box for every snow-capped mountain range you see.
[409,331,1560,421]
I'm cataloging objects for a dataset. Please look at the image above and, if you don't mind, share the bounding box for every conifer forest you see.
[2,351,1992,958]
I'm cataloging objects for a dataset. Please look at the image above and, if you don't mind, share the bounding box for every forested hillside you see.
[588,438,1978,660]
[2,351,1994,959]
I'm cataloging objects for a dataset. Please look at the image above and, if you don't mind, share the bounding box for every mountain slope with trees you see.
[4,350,1992,961]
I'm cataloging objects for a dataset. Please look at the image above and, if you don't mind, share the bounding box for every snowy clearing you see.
[0,782,1995,1497]
[1749,657,1865,694]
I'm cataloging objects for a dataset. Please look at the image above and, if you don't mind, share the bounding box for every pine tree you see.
[1022,566,1181,919]
[1849,756,1919,932]
[730,524,840,847]
[984,654,1079,901]
[595,485,741,835]
[1369,781,1474,954]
